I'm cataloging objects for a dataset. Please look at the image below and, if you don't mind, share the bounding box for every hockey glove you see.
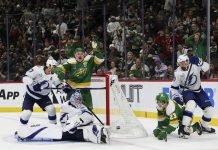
[173,96,184,106]
[153,128,162,137]
[33,80,49,91]
[157,130,167,140]
[57,81,73,93]
[62,84,72,93]
[62,116,84,133]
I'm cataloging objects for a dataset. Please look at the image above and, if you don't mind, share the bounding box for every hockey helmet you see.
[46,58,58,67]
[156,92,169,103]
[74,48,84,55]
[177,54,189,66]
[69,92,83,105]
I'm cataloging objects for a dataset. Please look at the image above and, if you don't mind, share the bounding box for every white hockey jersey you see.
[22,66,61,99]
[60,101,94,129]
[171,57,209,98]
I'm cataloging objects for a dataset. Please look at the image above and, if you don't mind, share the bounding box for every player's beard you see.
[181,65,188,71]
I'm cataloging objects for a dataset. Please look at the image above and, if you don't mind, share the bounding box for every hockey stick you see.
[47,87,106,90]
[181,63,193,95]
[51,89,59,103]
[87,107,104,125]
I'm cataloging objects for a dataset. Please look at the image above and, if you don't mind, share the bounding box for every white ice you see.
[0,113,218,150]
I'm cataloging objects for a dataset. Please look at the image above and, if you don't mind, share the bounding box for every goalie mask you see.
[156,92,169,110]
[69,92,83,105]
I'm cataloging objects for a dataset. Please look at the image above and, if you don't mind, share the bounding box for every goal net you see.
[91,75,148,138]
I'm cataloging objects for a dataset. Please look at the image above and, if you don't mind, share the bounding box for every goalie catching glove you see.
[62,115,84,133]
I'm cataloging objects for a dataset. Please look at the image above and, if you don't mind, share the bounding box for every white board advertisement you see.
[0,80,217,119]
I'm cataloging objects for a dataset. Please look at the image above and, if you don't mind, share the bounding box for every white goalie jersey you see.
[60,101,94,133]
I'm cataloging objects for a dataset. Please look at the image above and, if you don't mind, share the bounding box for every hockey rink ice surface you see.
[0,113,218,150]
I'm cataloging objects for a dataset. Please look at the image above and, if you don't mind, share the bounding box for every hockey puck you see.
[116,126,120,129]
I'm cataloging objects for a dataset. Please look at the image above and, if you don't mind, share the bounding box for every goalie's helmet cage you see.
[69,92,83,105]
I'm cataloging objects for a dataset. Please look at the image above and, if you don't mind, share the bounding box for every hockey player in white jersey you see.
[171,54,215,136]
[20,55,64,125]
[15,92,110,144]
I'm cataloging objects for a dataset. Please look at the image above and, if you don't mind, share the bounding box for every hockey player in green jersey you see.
[54,42,104,109]
[153,92,202,141]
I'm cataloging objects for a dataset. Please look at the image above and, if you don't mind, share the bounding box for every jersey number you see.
[169,113,177,120]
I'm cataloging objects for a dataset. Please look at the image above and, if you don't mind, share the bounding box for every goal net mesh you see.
[91,75,148,138]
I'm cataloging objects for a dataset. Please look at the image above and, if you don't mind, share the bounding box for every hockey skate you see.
[178,125,190,139]
[100,127,110,144]
[193,122,202,135]
[202,126,216,134]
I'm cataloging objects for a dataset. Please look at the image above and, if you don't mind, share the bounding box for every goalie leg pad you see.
[20,110,32,125]
[61,130,85,141]
[182,100,196,126]
[45,105,57,124]
[83,125,110,144]
[16,124,62,141]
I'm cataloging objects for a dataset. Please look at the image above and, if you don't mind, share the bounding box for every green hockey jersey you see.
[54,51,104,88]
[157,100,184,134]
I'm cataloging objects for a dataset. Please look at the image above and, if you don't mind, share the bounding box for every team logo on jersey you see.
[187,73,197,86]
[75,68,87,77]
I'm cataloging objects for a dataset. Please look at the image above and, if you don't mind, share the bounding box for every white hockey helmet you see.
[69,92,82,105]
[46,58,58,67]
[177,54,189,66]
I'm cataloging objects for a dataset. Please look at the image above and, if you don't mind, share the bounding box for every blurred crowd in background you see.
[1,0,218,81]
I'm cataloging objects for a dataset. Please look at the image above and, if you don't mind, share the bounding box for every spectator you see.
[108,44,121,65]
[185,32,207,60]
[109,61,118,75]
[209,63,218,80]
[126,51,135,71]
[107,16,121,37]
[177,44,185,58]
[129,58,150,80]
[0,66,6,81]
[0,0,217,81]
[164,65,174,80]
[154,56,167,80]
[210,40,217,62]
